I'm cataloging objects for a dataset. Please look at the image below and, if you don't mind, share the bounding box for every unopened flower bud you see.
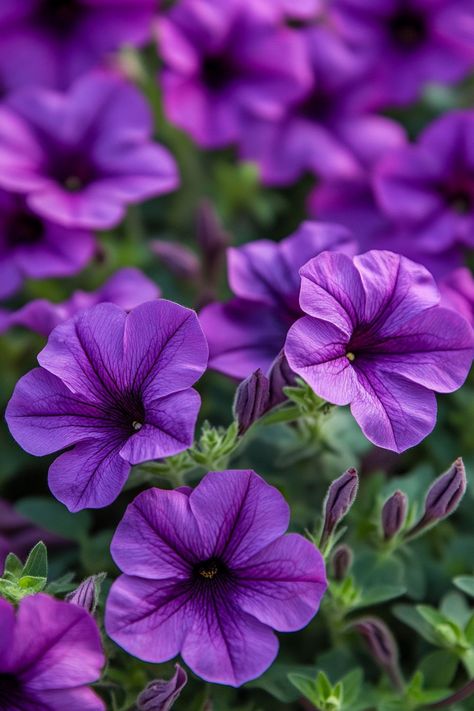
[233,369,270,435]
[66,573,106,614]
[406,458,466,538]
[151,240,200,280]
[331,544,353,581]
[137,664,187,711]
[320,469,358,548]
[196,199,230,281]
[267,351,296,408]
[353,617,402,691]
[381,490,408,540]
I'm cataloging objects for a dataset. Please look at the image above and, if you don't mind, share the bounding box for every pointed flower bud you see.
[137,664,188,711]
[320,469,358,548]
[151,240,200,280]
[381,490,408,540]
[66,573,106,614]
[352,617,403,691]
[196,200,230,280]
[406,458,466,538]
[331,544,353,581]
[233,369,270,435]
[267,351,297,408]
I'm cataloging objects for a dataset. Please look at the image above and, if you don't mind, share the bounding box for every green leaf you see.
[393,604,440,645]
[418,650,458,687]
[15,498,91,542]
[45,572,76,595]
[316,670,334,699]
[341,669,363,708]
[454,576,474,598]
[288,673,319,705]
[356,584,406,607]
[440,591,471,628]
[17,575,47,593]
[247,663,314,702]
[465,613,474,645]
[22,542,48,579]
[3,553,23,578]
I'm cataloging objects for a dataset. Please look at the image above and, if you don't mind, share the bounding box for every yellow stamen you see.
[346,352,356,362]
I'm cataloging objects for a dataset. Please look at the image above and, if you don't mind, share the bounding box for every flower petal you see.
[30,688,105,711]
[0,598,15,666]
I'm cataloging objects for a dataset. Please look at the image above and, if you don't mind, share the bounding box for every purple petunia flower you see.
[0,593,105,710]
[328,0,474,107]
[0,0,157,91]
[240,25,405,186]
[105,469,327,687]
[0,70,179,231]
[284,250,474,452]
[440,268,474,327]
[0,267,160,337]
[199,221,356,379]
[6,300,208,511]
[375,110,474,254]
[158,0,311,149]
[0,189,96,300]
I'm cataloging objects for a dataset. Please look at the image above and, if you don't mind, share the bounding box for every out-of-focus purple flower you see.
[1,268,160,337]
[199,222,355,380]
[0,190,95,300]
[381,490,408,540]
[375,111,474,254]
[151,240,201,281]
[234,369,270,434]
[320,468,358,547]
[105,469,327,686]
[137,664,188,711]
[440,268,474,326]
[196,200,230,284]
[158,0,311,149]
[6,300,208,511]
[0,593,105,709]
[66,573,107,615]
[0,0,157,91]
[240,26,405,186]
[328,0,474,107]
[0,70,179,231]
[0,498,65,572]
[285,250,474,452]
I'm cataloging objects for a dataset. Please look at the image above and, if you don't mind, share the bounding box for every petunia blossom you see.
[0,190,96,300]
[0,0,157,91]
[240,25,405,186]
[0,70,179,231]
[285,250,474,452]
[199,221,355,379]
[105,469,327,687]
[0,593,105,710]
[0,267,160,337]
[327,0,474,107]
[375,110,474,253]
[6,300,208,511]
[158,0,311,149]
[439,267,474,327]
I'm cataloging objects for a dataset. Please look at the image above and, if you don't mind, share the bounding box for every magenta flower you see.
[158,0,311,149]
[240,25,405,186]
[199,222,355,379]
[375,111,474,253]
[6,300,208,511]
[105,469,326,687]
[285,250,474,452]
[1,267,160,337]
[0,0,157,90]
[0,71,178,231]
[0,190,95,299]
[0,593,105,709]
[328,0,474,106]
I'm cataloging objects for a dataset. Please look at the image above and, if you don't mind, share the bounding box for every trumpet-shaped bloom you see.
[0,71,179,231]
[375,111,474,253]
[158,0,311,149]
[199,222,355,379]
[0,593,105,710]
[328,0,474,106]
[285,250,474,452]
[6,300,208,511]
[105,469,327,687]
[0,190,95,299]
[1,268,160,337]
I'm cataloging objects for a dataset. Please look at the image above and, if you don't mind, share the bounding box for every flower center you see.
[6,212,44,247]
[131,420,143,432]
[389,10,426,48]
[194,557,226,581]
[39,0,83,31]
[448,191,472,215]
[0,673,22,705]
[346,352,356,362]
[201,54,237,91]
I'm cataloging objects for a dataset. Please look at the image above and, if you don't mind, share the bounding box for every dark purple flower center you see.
[48,152,96,192]
[299,88,333,124]
[38,0,83,32]
[445,188,472,215]
[389,9,426,48]
[0,673,23,707]
[201,54,238,91]
[6,212,44,248]
[194,557,227,582]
